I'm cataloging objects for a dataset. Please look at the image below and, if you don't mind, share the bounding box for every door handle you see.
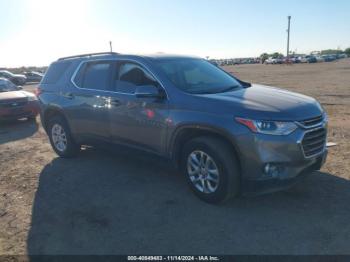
[110,99,121,106]
[63,92,74,99]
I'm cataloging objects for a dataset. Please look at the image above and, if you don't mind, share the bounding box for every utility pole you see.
[109,41,113,52]
[286,16,291,60]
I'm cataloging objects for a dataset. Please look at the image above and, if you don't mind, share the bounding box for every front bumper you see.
[0,101,40,120]
[234,122,328,195]
[242,150,327,195]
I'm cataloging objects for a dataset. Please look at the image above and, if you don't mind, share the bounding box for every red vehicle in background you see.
[0,78,39,121]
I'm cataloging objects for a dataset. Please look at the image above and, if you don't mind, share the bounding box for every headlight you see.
[235,117,297,135]
[27,96,37,101]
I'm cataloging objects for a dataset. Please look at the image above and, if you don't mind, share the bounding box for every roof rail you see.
[58,52,120,61]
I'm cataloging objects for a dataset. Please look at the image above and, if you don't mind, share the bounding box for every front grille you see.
[302,127,327,157]
[0,99,28,108]
[299,115,323,128]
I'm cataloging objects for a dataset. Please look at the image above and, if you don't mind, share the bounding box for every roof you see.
[57,52,120,61]
[139,53,200,60]
[57,52,200,62]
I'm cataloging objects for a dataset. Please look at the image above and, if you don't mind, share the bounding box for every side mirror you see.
[135,85,164,99]
[16,86,23,90]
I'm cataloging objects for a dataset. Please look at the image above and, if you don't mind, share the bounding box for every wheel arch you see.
[42,106,69,132]
[169,124,242,171]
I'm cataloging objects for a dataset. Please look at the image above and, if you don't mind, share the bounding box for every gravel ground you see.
[0,59,349,255]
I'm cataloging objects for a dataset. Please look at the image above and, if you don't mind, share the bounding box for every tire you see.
[181,136,240,204]
[47,115,80,158]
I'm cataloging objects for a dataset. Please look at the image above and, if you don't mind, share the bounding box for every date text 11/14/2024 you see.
[127,255,220,261]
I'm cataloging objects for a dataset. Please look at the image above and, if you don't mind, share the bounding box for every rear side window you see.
[74,61,113,91]
[41,61,71,84]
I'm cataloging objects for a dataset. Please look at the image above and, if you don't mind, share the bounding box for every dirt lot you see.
[0,59,349,255]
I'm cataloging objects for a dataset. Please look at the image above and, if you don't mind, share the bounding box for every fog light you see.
[264,163,284,178]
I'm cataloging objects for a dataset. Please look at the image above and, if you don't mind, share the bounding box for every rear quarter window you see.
[41,61,72,84]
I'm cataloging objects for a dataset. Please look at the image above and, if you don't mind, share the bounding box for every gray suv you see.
[38,52,328,203]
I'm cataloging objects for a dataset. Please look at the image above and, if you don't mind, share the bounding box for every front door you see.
[109,61,169,154]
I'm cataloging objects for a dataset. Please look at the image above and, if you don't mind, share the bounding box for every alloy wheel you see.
[51,123,67,152]
[187,150,220,193]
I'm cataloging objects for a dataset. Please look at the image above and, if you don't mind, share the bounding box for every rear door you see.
[64,60,116,141]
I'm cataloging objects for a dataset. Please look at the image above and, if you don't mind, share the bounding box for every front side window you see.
[75,61,113,91]
[115,62,159,94]
[155,58,242,94]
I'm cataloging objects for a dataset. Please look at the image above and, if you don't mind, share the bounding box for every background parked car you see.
[322,55,337,62]
[307,55,317,63]
[298,56,307,63]
[264,57,282,64]
[0,78,39,121]
[0,70,27,85]
[337,54,348,59]
[315,56,325,62]
[24,71,43,83]
[299,55,317,63]
[288,56,300,63]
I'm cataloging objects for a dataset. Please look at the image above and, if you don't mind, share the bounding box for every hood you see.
[199,84,323,121]
[0,90,33,101]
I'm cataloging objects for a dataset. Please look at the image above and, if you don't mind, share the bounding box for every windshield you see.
[0,71,14,77]
[0,80,19,92]
[155,58,242,94]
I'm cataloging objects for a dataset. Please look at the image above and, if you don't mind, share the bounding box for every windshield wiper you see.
[193,85,240,94]
[217,85,241,93]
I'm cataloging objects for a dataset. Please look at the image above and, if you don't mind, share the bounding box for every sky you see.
[0,0,349,67]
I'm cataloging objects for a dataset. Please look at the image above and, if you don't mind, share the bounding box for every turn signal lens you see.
[235,117,257,132]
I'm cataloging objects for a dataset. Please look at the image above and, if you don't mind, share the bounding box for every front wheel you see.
[181,136,240,204]
[47,116,80,158]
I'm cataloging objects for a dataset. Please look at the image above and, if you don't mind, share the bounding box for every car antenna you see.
[109,41,113,53]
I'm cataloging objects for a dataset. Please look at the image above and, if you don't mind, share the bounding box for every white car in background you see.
[265,57,283,64]
[315,56,325,62]
[264,58,277,64]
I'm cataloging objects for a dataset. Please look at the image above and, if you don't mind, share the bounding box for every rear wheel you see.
[47,116,80,158]
[181,136,240,204]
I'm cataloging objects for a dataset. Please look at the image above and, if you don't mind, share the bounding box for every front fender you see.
[167,122,243,168]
